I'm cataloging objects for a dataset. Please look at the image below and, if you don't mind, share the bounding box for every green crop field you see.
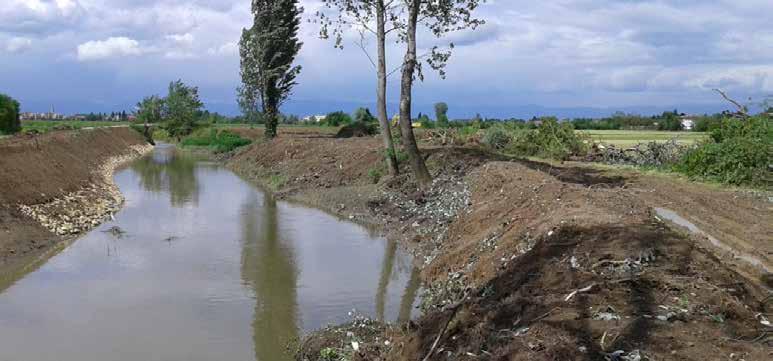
[21,120,129,133]
[579,130,708,147]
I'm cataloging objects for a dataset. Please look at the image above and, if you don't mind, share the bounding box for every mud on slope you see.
[226,133,771,361]
[0,128,152,278]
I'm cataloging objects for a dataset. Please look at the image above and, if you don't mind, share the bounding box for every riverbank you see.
[227,131,771,360]
[0,128,153,283]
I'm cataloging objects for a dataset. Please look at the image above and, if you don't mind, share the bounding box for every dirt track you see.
[227,131,772,361]
[0,128,152,284]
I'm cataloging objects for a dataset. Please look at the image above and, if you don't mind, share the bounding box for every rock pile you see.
[18,144,153,236]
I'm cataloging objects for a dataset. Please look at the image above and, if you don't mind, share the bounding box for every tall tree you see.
[0,93,21,135]
[165,80,203,141]
[316,0,401,176]
[398,0,485,186]
[239,0,303,139]
[434,102,449,127]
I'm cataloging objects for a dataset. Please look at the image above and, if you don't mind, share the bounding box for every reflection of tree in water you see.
[130,147,199,207]
[398,266,421,323]
[375,240,421,323]
[240,193,298,361]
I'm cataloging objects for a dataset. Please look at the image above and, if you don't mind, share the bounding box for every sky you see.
[1,0,772,118]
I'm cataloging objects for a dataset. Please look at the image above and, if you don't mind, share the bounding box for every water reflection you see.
[375,241,421,323]
[0,145,420,361]
[130,144,200,207]
[240,194,299,361]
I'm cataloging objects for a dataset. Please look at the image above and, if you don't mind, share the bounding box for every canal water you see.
[0,144,420,361]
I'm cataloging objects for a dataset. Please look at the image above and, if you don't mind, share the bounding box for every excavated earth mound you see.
[226,133,772,360]
[0,128,151,280]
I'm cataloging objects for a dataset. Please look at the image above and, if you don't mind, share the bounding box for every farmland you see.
[581,129,708,146]
[21,120,129,133]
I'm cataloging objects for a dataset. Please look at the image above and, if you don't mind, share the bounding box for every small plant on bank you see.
[319,347,341,361]
[367,167,384,184]
[267,173,288,191]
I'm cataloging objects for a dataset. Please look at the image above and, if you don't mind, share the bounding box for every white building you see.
[302,115,327,123]
[680,117,695,130]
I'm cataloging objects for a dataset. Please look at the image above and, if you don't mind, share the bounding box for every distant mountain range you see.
[19,98,738,120]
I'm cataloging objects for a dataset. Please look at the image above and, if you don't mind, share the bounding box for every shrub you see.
[335,121,378,138]
[322,111,352,126]
[482,125,511,150]
[676,116,770,186]
[353,107,377,124]
[181,128,252,153]
[0,94,21,135]
[507,119,589,160]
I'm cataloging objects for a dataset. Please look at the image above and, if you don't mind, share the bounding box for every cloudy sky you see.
[1,0,772,118]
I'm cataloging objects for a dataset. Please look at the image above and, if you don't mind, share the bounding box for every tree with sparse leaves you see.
[398,0,486,186]
[239,0,303,139]
[316,0,403,176]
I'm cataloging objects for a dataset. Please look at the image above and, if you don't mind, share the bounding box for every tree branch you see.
[355,30,377,69]
[713,88,749,116]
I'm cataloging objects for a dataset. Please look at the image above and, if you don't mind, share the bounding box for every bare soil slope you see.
[0,128,150,279]
[228,132,771,360]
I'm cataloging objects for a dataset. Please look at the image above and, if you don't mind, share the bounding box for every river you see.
[0,144,420,361]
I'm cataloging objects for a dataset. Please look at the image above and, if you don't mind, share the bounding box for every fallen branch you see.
[713,88,749,117]
[565,283,597,302]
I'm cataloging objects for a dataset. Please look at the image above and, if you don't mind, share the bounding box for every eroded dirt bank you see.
[0,128,152,280]
[228,132,772,360]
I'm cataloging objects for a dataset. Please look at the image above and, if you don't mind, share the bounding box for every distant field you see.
[215,123,340,134]
[580,130,708,147]
[21,120,129,133]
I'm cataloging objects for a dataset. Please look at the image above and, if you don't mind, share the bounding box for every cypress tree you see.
[238,0,303,139]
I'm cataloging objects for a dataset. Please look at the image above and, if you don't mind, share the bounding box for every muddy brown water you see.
[0,144,420,361]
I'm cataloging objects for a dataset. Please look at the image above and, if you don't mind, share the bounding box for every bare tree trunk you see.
[376,0,399,176]
[399,0,432,186]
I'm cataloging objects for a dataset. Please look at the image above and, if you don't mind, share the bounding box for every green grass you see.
[580,130,708,147]
[180,128,252,153]
[21,120,129,133]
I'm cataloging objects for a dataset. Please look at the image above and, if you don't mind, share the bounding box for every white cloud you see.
[6,37,33,53]
[207,42,237,57]
[0,0,85,34]
[77,37,143,61]
[166,33,195,46]
[3,0,773,113]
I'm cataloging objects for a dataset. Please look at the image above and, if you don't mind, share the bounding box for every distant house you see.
[303,115,327,123]
[680,116,695,130]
